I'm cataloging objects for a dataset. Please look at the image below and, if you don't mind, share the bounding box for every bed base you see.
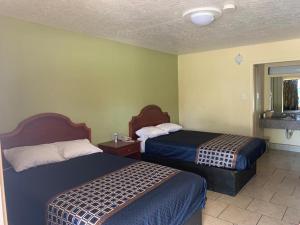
[184,209,202,225]
[142,154,256,196]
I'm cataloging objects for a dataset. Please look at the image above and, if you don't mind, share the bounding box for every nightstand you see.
[98,140,141,160]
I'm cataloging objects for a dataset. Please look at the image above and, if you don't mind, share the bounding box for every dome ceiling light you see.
[183,3,236,27]
[183,7,222,26]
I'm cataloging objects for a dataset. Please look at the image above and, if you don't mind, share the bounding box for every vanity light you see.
[183,7,222,26]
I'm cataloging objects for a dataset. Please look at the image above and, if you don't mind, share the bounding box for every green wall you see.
[0,17,178,143]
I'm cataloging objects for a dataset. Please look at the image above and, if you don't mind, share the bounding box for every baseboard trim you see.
[269,143,300,153]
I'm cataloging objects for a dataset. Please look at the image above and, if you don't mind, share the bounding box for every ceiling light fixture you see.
[183,7,222,26]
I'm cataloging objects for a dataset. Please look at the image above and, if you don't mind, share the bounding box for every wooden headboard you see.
[0,113,91,150]
[129,105,170,140]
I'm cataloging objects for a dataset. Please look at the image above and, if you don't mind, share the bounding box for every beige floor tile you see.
[272,157,296,171]
[276,163,295,171]
[281,177,300,187]
[282,207,300,224]
[257,159,275,168]
[268,169,292,184]
[202,214,234,225]
[258,163,278,171]
[203,199,228,217]
[291,164,300,173]
[263,180,295,195]
[272,168,299,178]
[206,190,223,200]
[218,194,253,209]
[283,172,300,180]
[246,174,271,187]
[272,169,288,176]
[247,199,286,220]
[271,193,300,209]
[293,185,300,197]
[257,216,293,225]
[257,166,276,176]
[239,185,275,201]
[218,205,261,225]
[267,150,297,157]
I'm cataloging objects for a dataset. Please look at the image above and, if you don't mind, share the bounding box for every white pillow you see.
[136,126,168,138]
[156,123,183,132]
[54,139,102,160]
[137,137,148,153]
[4,144,64,172]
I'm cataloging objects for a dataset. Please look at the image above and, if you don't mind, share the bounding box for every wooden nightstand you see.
[98,141,141,160]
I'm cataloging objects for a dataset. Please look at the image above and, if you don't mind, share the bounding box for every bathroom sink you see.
[270,114,298,121]
[282,116,296,121]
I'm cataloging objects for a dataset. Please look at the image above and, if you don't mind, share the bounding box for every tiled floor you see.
[203,150,300,225]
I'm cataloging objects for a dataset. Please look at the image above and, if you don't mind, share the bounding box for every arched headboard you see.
[0,113,91,150]
[129,105,170,140]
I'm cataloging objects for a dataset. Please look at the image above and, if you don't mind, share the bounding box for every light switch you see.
[241,93,247,100]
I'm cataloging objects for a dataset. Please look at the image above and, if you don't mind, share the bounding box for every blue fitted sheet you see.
[4,152,206,225]
[144,130,266,171]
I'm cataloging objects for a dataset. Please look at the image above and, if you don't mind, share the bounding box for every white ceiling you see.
[1,0,300,54]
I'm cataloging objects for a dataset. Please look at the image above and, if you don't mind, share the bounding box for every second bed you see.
[129,105,266,196]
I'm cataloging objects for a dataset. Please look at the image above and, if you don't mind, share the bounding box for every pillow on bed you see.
[4,144,65,172]
[156,123,183,132]
[55,139,102,160]
[136,126,168,138]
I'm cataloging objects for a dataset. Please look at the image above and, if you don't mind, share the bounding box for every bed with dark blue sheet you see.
[129,105,267,196]
[0,113,207,225]
[144,130,266,171]
[4,153,206,225]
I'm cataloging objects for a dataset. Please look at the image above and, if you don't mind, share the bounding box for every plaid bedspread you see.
[195,134,253,169]
[46,161,179,225]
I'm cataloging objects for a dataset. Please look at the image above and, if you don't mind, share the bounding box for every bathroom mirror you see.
[271,77,300,113]
[264,61,300,113]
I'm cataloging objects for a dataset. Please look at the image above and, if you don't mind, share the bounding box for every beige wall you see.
[178,38,300,146]
[2,16,300,148]
[0,17,178,143]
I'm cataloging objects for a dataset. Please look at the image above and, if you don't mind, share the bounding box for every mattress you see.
[4,152,206,225]
[144,130,266,171]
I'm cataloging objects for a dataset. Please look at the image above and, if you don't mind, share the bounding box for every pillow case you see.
[137,137,148,153]
[4,144,64,172]
[156,123,183,132]
[55,139,102,160]
[136,126,168,138]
